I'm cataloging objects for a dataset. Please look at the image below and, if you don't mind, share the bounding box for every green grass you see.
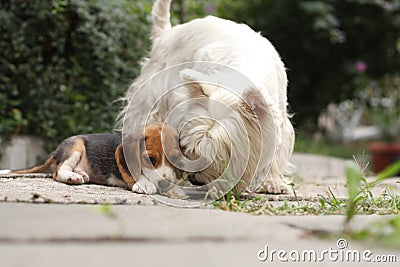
[213,161,400,248]
[213,187,399,216]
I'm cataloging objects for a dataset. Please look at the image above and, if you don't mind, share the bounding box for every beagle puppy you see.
[5,123,180,194]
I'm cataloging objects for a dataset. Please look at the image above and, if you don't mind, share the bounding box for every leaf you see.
[345,161,363,201]
[376,161,400,181]
[344,161,365,224]
[368,161,400,189]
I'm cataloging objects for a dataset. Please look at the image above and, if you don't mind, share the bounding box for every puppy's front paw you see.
[57,170,86,185]
[257,178,291,194]
[132,179,157,194]
[74,169,89,183]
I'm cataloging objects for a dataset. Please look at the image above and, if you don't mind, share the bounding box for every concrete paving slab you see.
[289,153,400,201]
[0,203,399,267]
[1,158,398,205]
[0,152,398,218]
[291,152,347,179]
[0,174,158,205]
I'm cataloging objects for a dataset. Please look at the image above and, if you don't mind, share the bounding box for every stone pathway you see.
[0,153,399,266]
[1,153,398,204]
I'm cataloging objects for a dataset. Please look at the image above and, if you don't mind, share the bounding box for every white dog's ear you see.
[242,88,269,119]
[180,68,209,82]
[180,69,208,97]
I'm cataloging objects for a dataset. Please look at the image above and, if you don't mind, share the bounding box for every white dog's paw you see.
[132,179,157,194]
[257,178,291,194]
[164,186,188,199]
[57,170,86,185]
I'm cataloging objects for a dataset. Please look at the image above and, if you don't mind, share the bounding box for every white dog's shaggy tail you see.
[151,0,172,39]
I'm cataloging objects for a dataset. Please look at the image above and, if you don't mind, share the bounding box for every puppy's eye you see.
[147,156,157,166]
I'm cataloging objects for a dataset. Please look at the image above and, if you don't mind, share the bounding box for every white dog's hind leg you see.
[132,175,157,194]
[56,151,86,185]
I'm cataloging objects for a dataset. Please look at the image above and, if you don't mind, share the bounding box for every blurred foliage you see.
[171,0,216,23]
[1,0,400,152]
[294,132,357,159]
[355,74,400,141]
[0,0,152,149]
[216,0,400,128]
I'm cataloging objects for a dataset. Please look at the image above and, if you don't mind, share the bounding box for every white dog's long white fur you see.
[117,0,295,194]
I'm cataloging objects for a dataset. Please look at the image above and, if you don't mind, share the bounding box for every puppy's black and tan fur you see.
[5,123,180,194]
[27,133,125,187]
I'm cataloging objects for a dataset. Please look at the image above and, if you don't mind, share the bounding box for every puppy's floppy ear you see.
[115,133,143,188]
[242,88,269,119]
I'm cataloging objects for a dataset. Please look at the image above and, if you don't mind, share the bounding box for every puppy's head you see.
[141,123,180,186]
[115,123,180,190]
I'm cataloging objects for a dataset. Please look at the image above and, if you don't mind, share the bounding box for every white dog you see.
[116,0,295,194]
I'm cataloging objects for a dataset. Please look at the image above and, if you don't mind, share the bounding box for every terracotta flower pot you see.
[367,141,400,173]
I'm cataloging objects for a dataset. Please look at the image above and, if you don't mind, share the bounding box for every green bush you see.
[0,0,152,149]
